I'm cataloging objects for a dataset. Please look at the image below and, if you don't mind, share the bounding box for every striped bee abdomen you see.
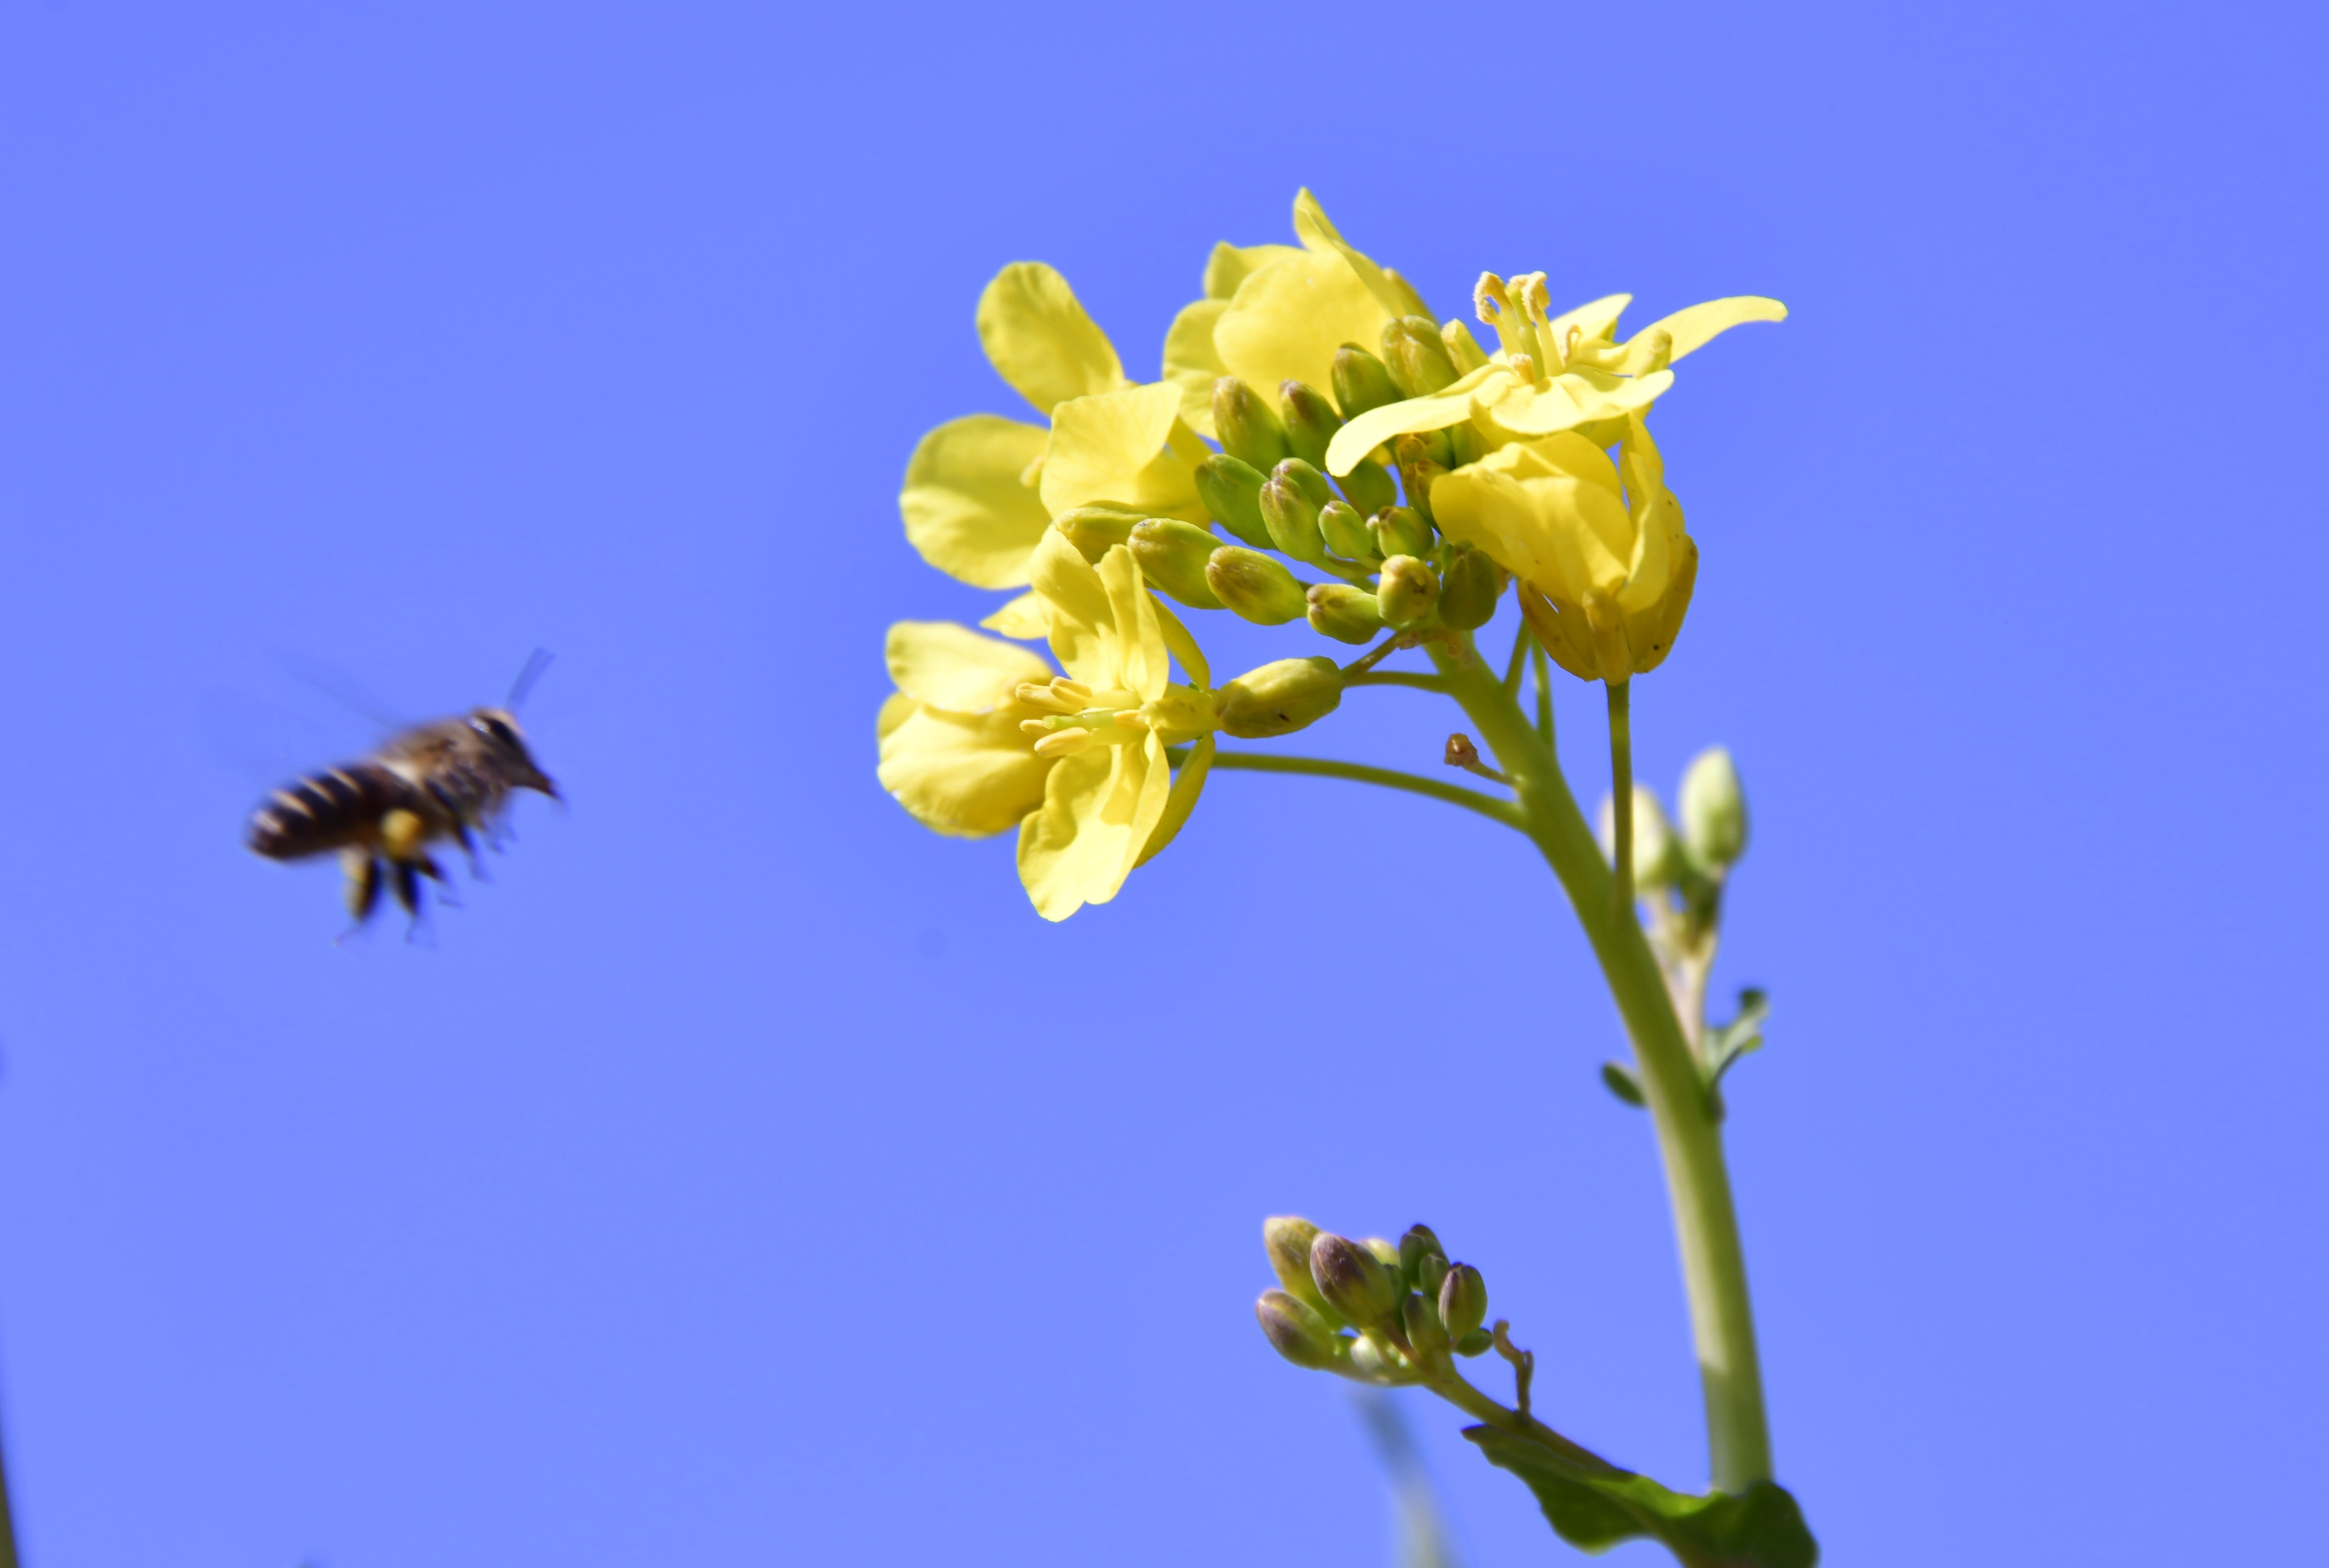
[247,762,419,861]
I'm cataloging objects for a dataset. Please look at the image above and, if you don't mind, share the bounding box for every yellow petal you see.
[1016,731,1171,921]
[1028,526,1114,688]
[1162,298,1229,435]
[1148,592,1210,688]
[1324,363,1510,475]
[1291,188,1421,324]
[900,415,1053,589]
[1203,240,1302,300]
[1135,732,1212,868]
[1641,295,1788,362]
[1038,382,1204,522]
[1480,367,1673,439]
[1545,292,1633,348]
[879,700,1052,839]
[1096,543,1168,701]
[980,591,1048,640]
[885,620,1053,712]
[977,262,1125,416]
[1215,247,1391,410]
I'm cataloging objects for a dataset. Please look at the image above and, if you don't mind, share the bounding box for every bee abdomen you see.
[247,763,417,861]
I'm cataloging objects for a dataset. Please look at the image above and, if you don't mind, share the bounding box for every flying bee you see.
[246,653,559,928]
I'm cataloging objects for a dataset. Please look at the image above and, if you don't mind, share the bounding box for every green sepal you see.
[1194,454,1275,549]
[1214,376,1290,472]
[1336,456,1398,515]
[1279,381,1343,472]
[1129,520,1227,610]
[1466,1427,1818,1568]
[1331,343,1402,420]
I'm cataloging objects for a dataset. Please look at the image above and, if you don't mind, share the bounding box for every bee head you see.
[466,707,559,798]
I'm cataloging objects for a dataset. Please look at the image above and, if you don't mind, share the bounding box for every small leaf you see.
[1704,987,1770,1086]
[1600,1061,1646,1107]
[1467,1425,1817,1567]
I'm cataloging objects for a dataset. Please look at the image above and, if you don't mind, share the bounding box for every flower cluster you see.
[879,190,1783,918]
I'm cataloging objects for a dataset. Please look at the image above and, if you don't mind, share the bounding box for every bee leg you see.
[392,860,424,918]
[429,784,487,880]
[419,855,461,909]
[340,850,383,931]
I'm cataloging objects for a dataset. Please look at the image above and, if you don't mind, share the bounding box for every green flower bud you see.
[1272,458,1335,512]
[1402,1291,1451,1366]
[1392,436,1449,525]
[1311,1231,1403,1331]
[1194,453,1275,549]
[1439,1263,1488,1340]
[1317,498,1375,562]
[1214,376,1290,472]
[1218,657,1344,739]
[1679,746,1749,869]
[1598,784,1681,888]
[1369,506,1433,561]
[1263,1216,1344,1323]
[1129,520,1226,610]
[1363,1236,1402,1270]
[1306,583,1384,645]
[1257,1289,1348,1371]
[1055,502,1148,563]
[1398,1224,1446,1287]
[1259,476,1325,563]
[1279,381,1343,472]
[1414,1253,1450,1302]
[1331,343,1403,420]
[1377,555,1440,630]
[1335,456,1398,516]
[1437,544,1505,631]
[1380,315,1459,398]
[1441,319,1491,374]
[1205,548,1309,626]
[1454,1326,1494,1358]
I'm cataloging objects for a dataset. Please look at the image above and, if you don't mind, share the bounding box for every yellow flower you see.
[877,530,1218,919]
[1430,416,1694,684]
[902,264,1209,609]
[1324,275,1785,477]
[1162,189,1427,434]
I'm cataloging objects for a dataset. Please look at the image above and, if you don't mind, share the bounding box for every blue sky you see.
[0,2,2322,1563]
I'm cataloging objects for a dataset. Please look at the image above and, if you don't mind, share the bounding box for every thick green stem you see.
[1429,640,1771,1492]
[1608,680,1634,917]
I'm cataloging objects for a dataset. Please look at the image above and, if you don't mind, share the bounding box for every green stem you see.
[1427,640,1771,1492]
[1608,680,1634,917]
[1531,641,1554,746]
[1344,671,1451,693]
[1172,747,1522,832]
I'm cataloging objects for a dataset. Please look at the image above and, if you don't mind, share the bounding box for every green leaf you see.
[1465,1425,1816,1567]
[1600,1061,1646,1108]
[1704,988,1769,1086]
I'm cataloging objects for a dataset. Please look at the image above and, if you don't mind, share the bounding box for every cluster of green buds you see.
[1253,1216,1494,1384]
[1174,360,1508,652]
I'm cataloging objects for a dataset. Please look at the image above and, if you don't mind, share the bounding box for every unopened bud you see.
[1055,503,1147,563]
[1331,343,1403,420]
[1377,555,1440,629]
[1437,544,1505,631]
[1306,583,1384,645]
[1129,520,1225,610]
[1194,453,1275,549]
[1381,315,1459,398]
[1257,1289,1347,1371]
[1214,376,1289,472]
[1439,1263,1488,1340]
[1259,476,1325,563]
[1440,319,1491,373]
[1205,548,1309,626]
[1310,1231,1402,1331]
[1393,436,1450,524]
[1679,746,1748,869]
[1598,784,1680,887]
[1279,381,1343,472]
[1217,657,1344,739]
[1335,457,1398,515]
[1445,734,1481,770]
[1398,1225,1446,1287]
[1317,498,1374,562]
[1454,1327,1494,1357]
[1263,1216,1341,1322]
[1370,506,1433,560]
[1415,1253,1450,1301]
[1272,457,1335,511]
[1402,1291,1451,1365]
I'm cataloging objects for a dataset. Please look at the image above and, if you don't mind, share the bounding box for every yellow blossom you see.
[878,530,1219,919]
[1324,275,1785,477]
[1430,416,1694,684]
[1162,189,1426,434]
[901,264,1209,599]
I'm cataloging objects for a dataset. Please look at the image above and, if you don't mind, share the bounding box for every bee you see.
[246,654,559,928]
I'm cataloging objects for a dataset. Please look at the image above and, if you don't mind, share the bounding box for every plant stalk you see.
[1430,640,1771,1491]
